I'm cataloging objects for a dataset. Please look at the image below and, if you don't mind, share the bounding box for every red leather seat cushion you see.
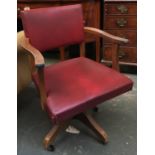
[33,57,133,124]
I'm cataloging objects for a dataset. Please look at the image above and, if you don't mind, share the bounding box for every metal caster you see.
[47,145,55,151]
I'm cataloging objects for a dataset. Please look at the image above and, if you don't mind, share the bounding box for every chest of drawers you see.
[102,0,137,66]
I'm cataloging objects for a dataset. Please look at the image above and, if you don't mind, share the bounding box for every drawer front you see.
[105,3,137,15]
[103,46,137,63]
[104,15,137,29]
[104,30,137,46]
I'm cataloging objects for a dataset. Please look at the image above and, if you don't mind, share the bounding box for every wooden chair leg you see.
[60,47,65,61]
[76,112,108,144]
[43,122,68,151]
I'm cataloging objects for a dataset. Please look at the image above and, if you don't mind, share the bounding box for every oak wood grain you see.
[17,31,33,93]
[19,31,45,67]
[84,27,128,44]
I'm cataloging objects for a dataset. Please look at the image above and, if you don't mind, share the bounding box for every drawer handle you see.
[119,51,126,59]
[116,18,127,27]
[117,5,128,14]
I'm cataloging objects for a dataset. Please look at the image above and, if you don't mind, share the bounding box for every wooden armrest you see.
[18,31,45,67]
[18,31,46,110]
[84,27,128,44]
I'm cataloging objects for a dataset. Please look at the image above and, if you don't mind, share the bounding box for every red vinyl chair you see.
[19,4,133,151]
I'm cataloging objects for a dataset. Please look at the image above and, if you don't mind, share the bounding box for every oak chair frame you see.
[19,27,128,151]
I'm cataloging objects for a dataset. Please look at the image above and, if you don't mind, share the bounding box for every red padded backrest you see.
[21,4,84,52]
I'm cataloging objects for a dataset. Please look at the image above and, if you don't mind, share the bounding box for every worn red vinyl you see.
[33,57,133,124]
[21,4,84,52]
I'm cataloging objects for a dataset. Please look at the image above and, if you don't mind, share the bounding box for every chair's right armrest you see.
[18,31,45,68]
[84,27,128,44]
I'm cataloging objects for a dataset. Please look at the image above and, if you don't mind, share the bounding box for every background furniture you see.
[102,0,137,66]
[20,5,133,151]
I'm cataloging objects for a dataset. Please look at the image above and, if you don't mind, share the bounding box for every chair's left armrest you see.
[84,27,128,44]
[18,31,45,68]
[18,31,46,110]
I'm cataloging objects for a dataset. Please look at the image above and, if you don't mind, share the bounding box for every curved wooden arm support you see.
[84,27,128,44]
[18,31,46,110]
[84,27,129,71]
[19,31,45,67]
